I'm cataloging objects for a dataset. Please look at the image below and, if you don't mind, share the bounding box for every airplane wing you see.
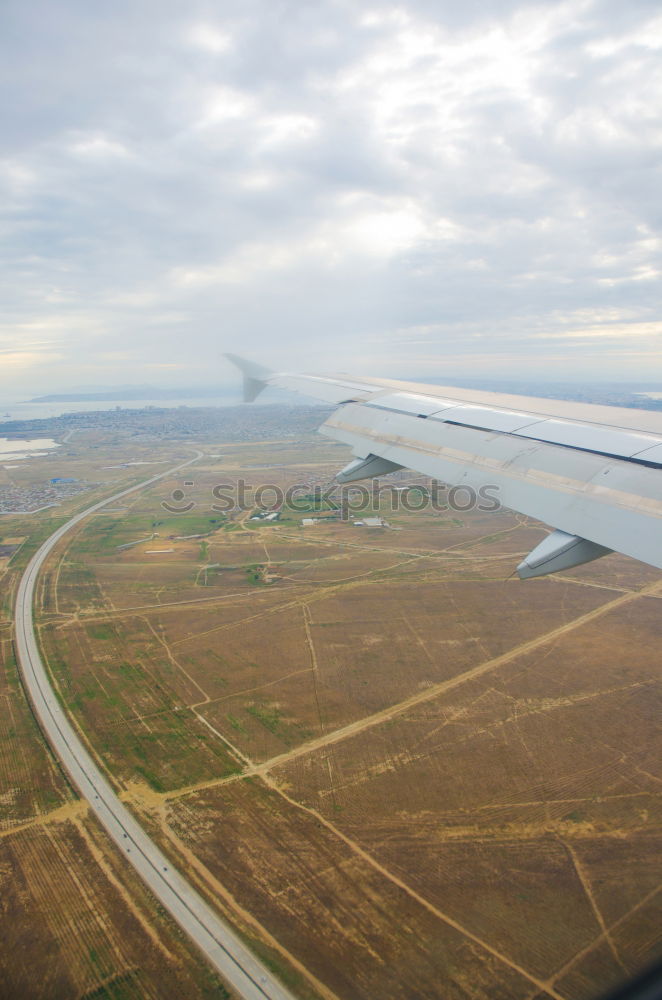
[225,354,662,579]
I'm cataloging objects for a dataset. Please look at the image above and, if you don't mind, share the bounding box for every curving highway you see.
[14,452,297,1000]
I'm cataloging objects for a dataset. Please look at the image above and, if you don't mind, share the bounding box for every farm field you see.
[0,603,229,993]
[29,431,662,1000]
[0,812,230,999]
[0,622,73,832]
[2,416,661,1000]
[0,430,303,999]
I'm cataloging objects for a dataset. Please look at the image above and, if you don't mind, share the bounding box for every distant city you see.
[0,403,334,443]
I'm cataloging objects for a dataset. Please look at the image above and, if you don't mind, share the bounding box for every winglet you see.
[224,354,273,403]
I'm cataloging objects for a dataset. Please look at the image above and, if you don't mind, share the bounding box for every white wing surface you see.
[226,355,662,579]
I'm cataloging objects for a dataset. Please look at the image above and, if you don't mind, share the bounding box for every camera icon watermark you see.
[162,481,196,513]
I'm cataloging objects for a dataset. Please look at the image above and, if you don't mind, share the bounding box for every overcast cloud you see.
[1,0,661,392]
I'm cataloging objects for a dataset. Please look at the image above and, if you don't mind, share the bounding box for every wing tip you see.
[224,354,272,403]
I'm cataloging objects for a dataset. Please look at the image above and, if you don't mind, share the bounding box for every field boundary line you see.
[561,837,628,975]
[547,882,662,989]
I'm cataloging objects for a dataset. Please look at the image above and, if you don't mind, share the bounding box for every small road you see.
[14,452,297,1000]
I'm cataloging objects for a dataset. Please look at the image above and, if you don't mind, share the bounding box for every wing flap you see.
[364,391,662,465]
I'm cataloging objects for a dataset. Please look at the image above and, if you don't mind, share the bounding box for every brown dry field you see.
[0,632,72,830]
[8,433,662,999]
[0,442,245,1000]
[166,780,536,1000]
[0,812,230,999]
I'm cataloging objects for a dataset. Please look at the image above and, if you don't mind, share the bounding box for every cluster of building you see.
[0,480,92,514]
[0,403,333,443]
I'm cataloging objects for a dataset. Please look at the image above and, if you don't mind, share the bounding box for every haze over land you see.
[2,0,662,394]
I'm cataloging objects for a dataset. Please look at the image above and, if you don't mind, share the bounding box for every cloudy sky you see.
[2,0,661,393]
